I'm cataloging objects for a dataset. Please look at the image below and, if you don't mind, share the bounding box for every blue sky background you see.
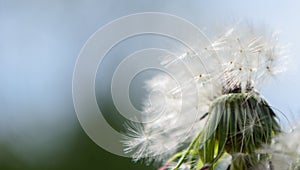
[1,0,300,169]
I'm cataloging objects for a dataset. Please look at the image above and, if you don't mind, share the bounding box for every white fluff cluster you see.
[265,126,300,169]
[122,23,285,163]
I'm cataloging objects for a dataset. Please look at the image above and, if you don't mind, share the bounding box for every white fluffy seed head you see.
[122,22,286,163]
[207,23,286,93]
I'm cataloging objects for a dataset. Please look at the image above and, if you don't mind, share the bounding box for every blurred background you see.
[1,0,300,169]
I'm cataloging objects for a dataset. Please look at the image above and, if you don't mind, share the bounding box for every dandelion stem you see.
[173,131,202,170]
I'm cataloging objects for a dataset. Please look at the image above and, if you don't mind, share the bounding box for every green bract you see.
[174,93,281,170]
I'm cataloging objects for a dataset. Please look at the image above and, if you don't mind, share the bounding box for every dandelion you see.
[122,22,286,170]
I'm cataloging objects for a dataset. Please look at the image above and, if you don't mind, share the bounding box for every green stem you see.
[173,132,202,170]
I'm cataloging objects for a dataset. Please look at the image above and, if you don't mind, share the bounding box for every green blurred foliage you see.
[0,127,154,170]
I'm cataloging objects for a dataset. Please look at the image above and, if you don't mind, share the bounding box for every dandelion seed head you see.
[122,22,286,163]
[210,23,286,93]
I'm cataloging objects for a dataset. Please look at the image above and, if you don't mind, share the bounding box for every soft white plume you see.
[264,126,300,169]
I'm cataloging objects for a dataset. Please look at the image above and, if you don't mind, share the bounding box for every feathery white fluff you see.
[264,126,300,169]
